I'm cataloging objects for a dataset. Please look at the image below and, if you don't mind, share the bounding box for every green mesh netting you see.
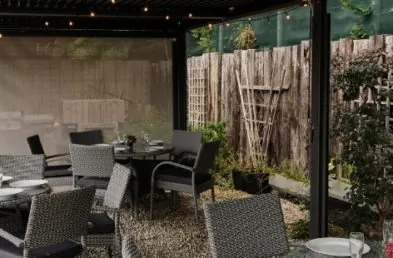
[186,0,393,57]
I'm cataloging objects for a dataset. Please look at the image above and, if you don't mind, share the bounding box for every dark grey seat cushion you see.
[43,165,72,178]
[156,168,211,185]
[0,237,83,258]
[88,213,115,234]
[77,177,109,189]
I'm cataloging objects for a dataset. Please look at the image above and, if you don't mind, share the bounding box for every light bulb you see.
[45,21,49,26]
[189,13,193,18]
[144,6,148,12]
[286,13,291,20]
[69,20,74,26]
[90,11,95,17]
[165,15,170,20]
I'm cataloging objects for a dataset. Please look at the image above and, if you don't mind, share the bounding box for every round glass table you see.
[114,142,174,160]
[0,183,51,207]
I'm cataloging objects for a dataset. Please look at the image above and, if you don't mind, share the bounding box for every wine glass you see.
[349,232,364,258]
[383,220,393,247]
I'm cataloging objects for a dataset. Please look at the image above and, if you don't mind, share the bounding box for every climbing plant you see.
[191,26,216,53]
[340,0,373,39]
[235,24,257,50]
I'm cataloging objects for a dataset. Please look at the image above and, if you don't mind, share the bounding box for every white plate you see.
[0,188,24,200]
[114,146,129,153]
[306,237,370,256]
[9,180,48,189]
[1,176,13,183]
[95,144,111,147]
[146,146,165,151]
[111,140,125,145]
[149,140,164,146]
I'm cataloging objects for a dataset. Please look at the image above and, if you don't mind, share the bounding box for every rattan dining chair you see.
[150,140,221,220]
[122,235,142,258]
[0,186,96,258]
[69,129,104,146]
[27,135,72,186]
[0,154,45,180]
[171,130,202,165]
[69,143,114,190]
[203,192,290,258]
[83,163,132,257]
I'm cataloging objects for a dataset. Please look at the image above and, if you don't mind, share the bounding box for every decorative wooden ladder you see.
[235,68,286,166]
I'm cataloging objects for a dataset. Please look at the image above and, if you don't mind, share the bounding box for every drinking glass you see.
[384,220,393,246]
[0,173,3,188]
[349,232,364,258]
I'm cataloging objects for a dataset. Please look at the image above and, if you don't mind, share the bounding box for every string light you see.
[69,20,74,27]
[0,33,2,39]
[143,6,149,12]
[285,12,291,20]
[165,15,170,20]
[226,23,230,27]
[45,21,49,26]
[188,13,193,18]
[90,11,95,17]
[208,23,212,29]
[110,0,115,3]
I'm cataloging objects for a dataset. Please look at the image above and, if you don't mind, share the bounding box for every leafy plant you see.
[332,48,393,226]
[235,24,257,50]
[191,26,216,53]
[340,0,373,39]
[192,121,234,188]
[288,219,310,240]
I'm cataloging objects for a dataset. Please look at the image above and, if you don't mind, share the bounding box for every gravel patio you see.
[88,187,309,258]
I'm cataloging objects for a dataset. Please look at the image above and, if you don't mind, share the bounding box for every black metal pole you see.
[310,0,331,238]
[172,30,188,130]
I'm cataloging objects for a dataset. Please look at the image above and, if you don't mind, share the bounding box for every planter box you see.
[232,170,271,194]
[269,174,350,202]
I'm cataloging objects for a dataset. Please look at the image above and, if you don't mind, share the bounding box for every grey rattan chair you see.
[121,235,142,258]
[150,140,220,220]
[69,129,104,146]
[0,186,96,258]
[69,143,114,190]
[171,130,202,165]
[0,154,45,180]
[83,163,132,257]
[203,192,290,258]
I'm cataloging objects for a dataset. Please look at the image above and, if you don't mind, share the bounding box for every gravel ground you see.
[89,187,308,258]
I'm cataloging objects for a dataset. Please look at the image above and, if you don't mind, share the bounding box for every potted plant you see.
[332,48,393,231]
[231,160,272,194]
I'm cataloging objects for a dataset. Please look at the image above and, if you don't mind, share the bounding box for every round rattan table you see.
[0,183,51,208]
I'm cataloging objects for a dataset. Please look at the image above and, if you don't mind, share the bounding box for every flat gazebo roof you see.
[0,0,295,35]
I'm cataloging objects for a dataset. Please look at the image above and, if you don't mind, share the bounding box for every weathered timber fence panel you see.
[187,35,393,175]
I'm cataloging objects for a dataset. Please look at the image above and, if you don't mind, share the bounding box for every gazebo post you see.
[310,0,331,238]
[172,29,188,130]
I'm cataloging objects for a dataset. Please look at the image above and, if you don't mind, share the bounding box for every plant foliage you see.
[340,0,373,39]
[235,24,257,50]
[332,48,393,226]
[192,121,234,188]
[191,26,216,53]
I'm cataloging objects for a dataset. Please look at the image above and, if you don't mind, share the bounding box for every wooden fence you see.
[187,35,393,175]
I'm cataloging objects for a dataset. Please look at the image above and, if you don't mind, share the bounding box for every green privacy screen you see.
[186,0,393,57]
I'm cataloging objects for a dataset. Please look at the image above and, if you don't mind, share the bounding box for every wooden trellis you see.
[187,67,208,128]
[236,67,286,167]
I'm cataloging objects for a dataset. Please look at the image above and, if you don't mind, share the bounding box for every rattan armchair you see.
[82,163,132,257]
[150,140,220,220]
[27,135,72,186]
[0,154,45,180]
[69,129,104,146]
[69,143,114,191]
[203,192,290,258]
[121,235,142,258]
[0,186,96,258]
[171,130,202,165]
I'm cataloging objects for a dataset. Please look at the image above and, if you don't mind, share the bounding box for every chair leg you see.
[171,191,176,209]
[193,193,199,221]
[149,180,155,220]
[211,187,216,202]
[107,247,113,258]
